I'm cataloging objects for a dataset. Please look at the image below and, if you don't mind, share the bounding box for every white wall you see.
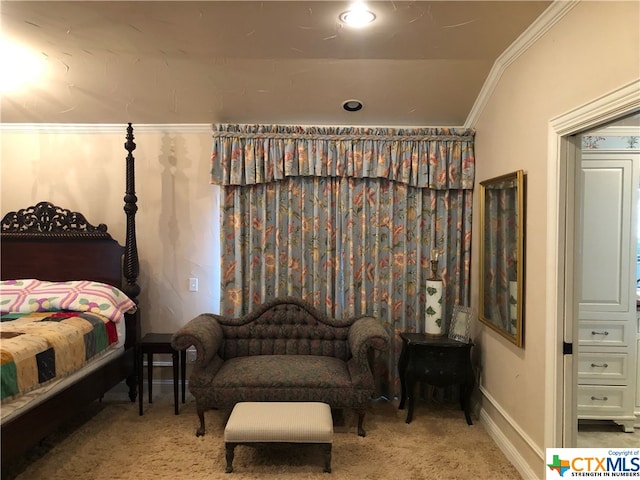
[0,125,221,335]
[471,2,640,478]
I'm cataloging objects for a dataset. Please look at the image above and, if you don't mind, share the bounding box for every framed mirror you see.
[478,170,525,347]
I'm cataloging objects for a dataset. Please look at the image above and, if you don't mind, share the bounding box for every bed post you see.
[123,123,141,401]
[123,122,140,305]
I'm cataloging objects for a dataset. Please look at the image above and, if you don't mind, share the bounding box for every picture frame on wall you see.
[448,305,473,343]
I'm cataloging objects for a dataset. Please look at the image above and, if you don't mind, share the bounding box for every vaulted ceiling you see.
[1,1,552,126]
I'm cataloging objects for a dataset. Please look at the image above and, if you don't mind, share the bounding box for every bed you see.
[0,123,140,465]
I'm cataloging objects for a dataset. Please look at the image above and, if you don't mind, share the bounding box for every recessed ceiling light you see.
[339,3,376,27]
[343,99,363,112]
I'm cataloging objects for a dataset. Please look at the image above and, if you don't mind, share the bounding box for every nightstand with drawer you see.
[397,332,474,426]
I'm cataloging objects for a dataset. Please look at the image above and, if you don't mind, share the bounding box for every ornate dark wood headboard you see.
[0,201,125,287]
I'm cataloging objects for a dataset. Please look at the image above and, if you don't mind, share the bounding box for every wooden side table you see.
[138,333,186,415]
[397,332,474,425]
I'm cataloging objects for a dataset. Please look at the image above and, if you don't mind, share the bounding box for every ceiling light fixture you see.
[342,99,363,112]
[339,3,376,27]
[0,37,46,94]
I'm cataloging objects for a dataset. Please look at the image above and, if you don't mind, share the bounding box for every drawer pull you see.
[590,331,609,336]
[590,363,608,368]
[590,396,608,401]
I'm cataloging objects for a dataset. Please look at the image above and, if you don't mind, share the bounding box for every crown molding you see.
[0,123,213,134]
[0,122,471,134]
[464,1,579,129]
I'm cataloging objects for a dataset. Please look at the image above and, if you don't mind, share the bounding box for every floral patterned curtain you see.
[210,124,475,398]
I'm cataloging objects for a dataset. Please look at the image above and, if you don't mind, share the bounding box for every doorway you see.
[544,79,640,449]
[573,123,640,445]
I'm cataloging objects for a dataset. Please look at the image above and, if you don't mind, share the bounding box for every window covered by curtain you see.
[210,124,475,398]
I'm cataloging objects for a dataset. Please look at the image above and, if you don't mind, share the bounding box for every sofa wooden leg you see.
[196,407,206,437]
[356,409,366,437]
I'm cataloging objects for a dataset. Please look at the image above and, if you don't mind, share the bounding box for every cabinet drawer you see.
[577,385,633,417]
[578,322,628,347]
[577,353,628,383]
[411,347,470,386]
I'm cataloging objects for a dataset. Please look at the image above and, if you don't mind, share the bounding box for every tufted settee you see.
[171,297,390,437]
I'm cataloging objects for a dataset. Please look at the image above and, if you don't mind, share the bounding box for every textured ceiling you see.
[0,1,552,126]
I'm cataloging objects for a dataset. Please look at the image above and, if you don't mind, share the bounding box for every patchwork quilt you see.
[0,279,137,401]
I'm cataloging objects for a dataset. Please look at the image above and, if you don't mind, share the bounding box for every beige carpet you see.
[4,397,522,480]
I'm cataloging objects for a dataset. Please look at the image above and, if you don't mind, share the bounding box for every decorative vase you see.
[425,279,444,335]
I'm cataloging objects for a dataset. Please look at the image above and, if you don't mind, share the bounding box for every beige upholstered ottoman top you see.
[224,402,333,444]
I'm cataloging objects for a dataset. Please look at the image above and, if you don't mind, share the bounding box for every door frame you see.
[545,79,640,448]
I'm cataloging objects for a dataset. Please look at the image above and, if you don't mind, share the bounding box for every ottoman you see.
[223,402,333,473]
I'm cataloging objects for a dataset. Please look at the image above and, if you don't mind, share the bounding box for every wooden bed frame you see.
[0,123,140,466]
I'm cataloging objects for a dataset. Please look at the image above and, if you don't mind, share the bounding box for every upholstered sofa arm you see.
[348,316,390,365]
[172,313,224,373]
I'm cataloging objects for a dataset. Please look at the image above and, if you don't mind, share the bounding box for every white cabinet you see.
[577,155,638,432]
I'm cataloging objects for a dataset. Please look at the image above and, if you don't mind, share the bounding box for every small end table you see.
[397,332,475,425]
[138,333,186,415]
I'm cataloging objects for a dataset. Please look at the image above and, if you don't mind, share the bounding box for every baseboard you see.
[474,386,544,480]
[478,407,540,480]
[101,362,190,397]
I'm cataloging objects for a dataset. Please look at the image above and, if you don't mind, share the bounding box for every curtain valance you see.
[210,124,475,190]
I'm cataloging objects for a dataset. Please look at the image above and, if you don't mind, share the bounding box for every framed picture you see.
[448,305,473,343]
